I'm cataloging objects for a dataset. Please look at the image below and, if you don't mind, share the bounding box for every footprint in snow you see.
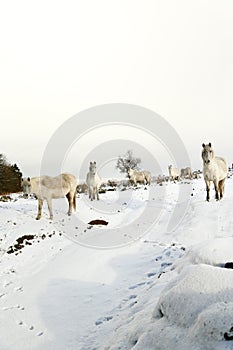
[129,300,138,307]
[128,282,146,290]
[95,316,113,326]
[17,320,43,335]
[17,320,32,329]
[119,294,138,310]
[3,304,23,311]
[37,332,44,336]
[3,281,13,288]
[129,294,137,300]
[161,262,172,268]
[122,294,137,301]
[147,272,156,278]
[154,256,162,261]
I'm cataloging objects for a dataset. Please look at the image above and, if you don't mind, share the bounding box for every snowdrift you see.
[105,237,233,350]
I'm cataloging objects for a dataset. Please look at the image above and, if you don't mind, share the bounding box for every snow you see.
[1,177,233,349]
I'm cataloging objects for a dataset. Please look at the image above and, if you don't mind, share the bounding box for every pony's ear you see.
[202,143,205,148]
[209,142,211,147]
[27,177,30,182]
[90,161,92,165]
[94,161,96,164]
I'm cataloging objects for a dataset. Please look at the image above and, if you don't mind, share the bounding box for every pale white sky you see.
[1,0,233,177]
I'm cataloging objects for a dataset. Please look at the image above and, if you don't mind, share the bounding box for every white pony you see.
[143,170,152,185]
[202,143,227,201]
[192,171,201,179]
[168,165,180,181]
[128,168,151,185]
[180,167,192,179]
[21,173,77,220]
[86,161,102,200]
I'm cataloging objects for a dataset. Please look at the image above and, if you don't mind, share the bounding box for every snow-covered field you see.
[1,177,233,350]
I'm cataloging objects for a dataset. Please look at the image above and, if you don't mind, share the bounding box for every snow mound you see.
[154,264,233,327]
[174,238,233,270]
[152,264,233,348]
[106,264,233,350]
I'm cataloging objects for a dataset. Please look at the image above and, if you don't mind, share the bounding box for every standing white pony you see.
[86,161,102,200]
[128,168,151,185]
[168,165,180,181]
[21,173,77,220]
[202,143,227,201]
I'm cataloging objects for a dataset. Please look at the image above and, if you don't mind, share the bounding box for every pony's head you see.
[89,161,97,175]
[202,143,214,164]
[128,168,134,176]
[21,177,32,197]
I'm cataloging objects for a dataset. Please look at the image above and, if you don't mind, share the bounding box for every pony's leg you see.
[66,192,73,215]
[89,188,91,199]
[222,179,226,197]
[46,199,53,220]
[91,188,95,201]
[218,179,225,199]
[36,199,43,220]
[213,180,219,200]
[72,192,76,211]
[97,189,99,200]
[205,180,210,201]
[90,187,94,201]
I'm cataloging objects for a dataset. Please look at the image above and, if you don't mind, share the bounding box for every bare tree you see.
[116,150,141,177]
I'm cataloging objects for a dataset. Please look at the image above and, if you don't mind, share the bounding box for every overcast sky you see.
[1,0,233,177]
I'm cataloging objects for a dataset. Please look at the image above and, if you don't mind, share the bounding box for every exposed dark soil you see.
[7,231,57,255]
[88,219,108,226]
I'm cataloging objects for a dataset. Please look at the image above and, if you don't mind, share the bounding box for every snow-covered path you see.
[1,177,233,350]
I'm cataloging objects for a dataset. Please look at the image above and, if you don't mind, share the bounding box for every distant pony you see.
[168,165,180,181]
[128,168,151,185]
[180,167,192,179]
[21,173,77,220]
[201,143,227,201]
[86,161,102,200]
[192,171,201,179]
